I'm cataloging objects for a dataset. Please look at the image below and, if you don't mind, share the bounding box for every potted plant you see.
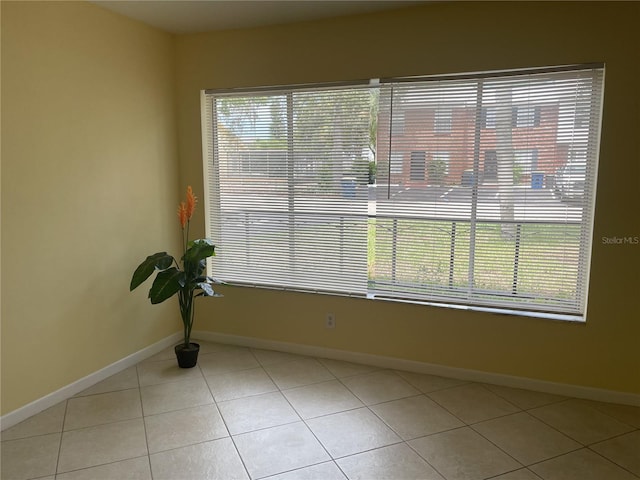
[130,186,222,368]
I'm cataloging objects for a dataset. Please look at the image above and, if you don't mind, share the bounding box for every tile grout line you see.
[524,398,639,448]
[577,402,640,434]
[56,388,143,434]
[289,358,529,479]
[257,352,347,478]
[265,356,334,450]
[139,356,252,478]
[422,383,493,426]
[297,362,445,477]
[587,440,640,479]
[483,466,544,479]
[482,383,569,411]
[360,387,467,472]
[53,397,70,477]
[217,348,270,480]
[464,406,623,473]
[402,435,452,480]
[135,363,154,480]
[251,460,345,480]
[54,455,151,479]
[524,445,605,475]
[351,378,547,479]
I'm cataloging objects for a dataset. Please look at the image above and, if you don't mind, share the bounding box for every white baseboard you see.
[3,330,637,432]
[194,330,640,407]
[0,333,182,431]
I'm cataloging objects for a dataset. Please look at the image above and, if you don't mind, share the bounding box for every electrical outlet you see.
[325,312,336,329]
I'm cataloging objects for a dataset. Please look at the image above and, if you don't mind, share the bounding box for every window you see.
[434,108,452,133]
[513,148,539,175]
[481,106,496,129]
[374,66,603,319]
[203,64,604,320]
[514,105,541,128]
[202,87,371,295]
[390,152,404,175]
[483,150,498,181]
[391,111,405,135]
[410,151,426,180]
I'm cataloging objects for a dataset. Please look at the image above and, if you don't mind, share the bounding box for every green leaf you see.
[149,267,183,304]
[196,291,223,298]
[130,252,174,291]
[183,239,216,265]
[196,282,214,296]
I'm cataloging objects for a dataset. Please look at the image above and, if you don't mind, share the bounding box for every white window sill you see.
[367,294,586,323]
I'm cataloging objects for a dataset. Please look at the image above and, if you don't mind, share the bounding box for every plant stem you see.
[187,293,195,347]
[185,219,190,255]
[181,216,190,347]
[180,288,192,347]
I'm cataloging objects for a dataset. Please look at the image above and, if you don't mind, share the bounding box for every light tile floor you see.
[2,341,639,480]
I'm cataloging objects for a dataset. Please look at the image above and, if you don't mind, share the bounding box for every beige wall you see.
[176,2,640,394]
[1,1,180,414]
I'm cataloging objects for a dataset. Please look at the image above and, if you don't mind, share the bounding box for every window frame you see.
[202,64,604,322]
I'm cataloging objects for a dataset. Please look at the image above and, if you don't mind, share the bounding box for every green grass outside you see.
[369,218,582,301]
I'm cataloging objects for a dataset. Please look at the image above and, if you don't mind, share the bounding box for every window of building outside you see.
[482,106,497,129]
[410,151,427,180]
[202,64,604,321]
[390,153,404,174]
[514,105,541,128]
[483,150,498,181]
[514,148,539,174]
[434,108,452,133]
[391,111,405,135]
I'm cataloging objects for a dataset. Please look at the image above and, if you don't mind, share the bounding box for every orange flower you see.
[177,201,188,229]
[186,186,197,220]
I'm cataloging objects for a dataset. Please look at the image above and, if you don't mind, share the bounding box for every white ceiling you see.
[93,0,428,35]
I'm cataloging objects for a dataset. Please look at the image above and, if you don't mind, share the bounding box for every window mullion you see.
[467,80,484,297]
[386,86,395,201]
[287,92,295,274]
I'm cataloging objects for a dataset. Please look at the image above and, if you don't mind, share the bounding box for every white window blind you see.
[203,64,604,320]
[373,66,604,316]
[202,86,372,296]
